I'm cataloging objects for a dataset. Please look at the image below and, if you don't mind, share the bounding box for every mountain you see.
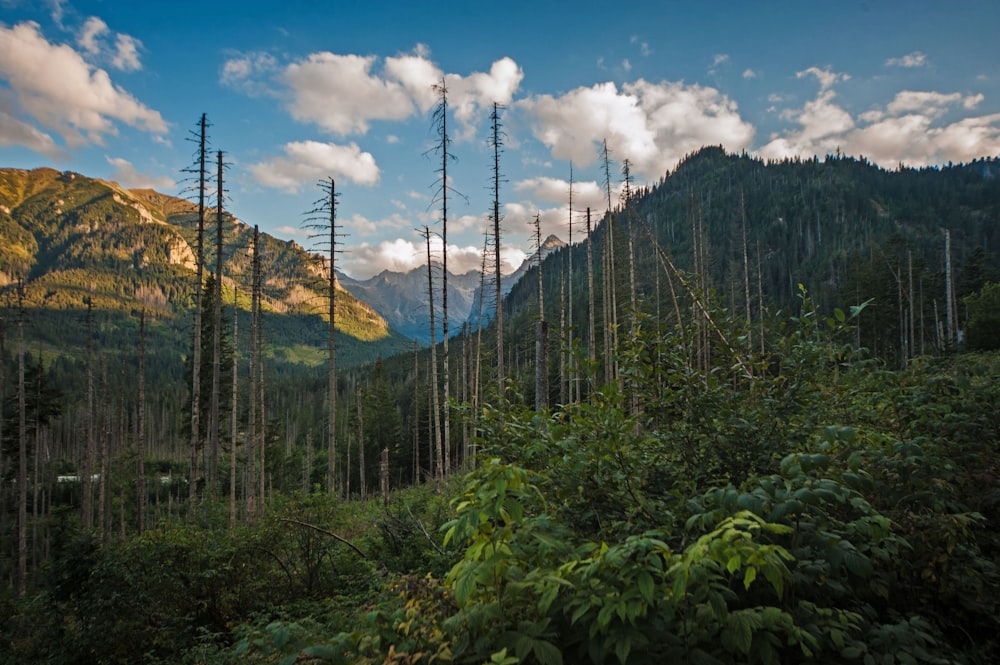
[338,266,482,343]
[0,167,411,369]
[467,234,566,327]
[497,148,1000,375]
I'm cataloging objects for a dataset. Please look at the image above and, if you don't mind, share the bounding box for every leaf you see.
[637,570,655,604]
[534,639,564,665]
[743,566,757,590]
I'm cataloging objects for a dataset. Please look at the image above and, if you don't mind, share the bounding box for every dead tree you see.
[16,280,27,595]
[208,150,227,495]
[490,102,506,397]
[137,309,146,534]
[421,227,444,486]
[533,214,548,411]
[83,295,95,530]
[183,113,210,510]
[304,178,344,497]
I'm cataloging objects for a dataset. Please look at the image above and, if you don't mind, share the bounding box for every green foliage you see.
[964,282,1000,350]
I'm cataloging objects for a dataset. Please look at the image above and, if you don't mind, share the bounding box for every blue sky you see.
[2,0,999,278]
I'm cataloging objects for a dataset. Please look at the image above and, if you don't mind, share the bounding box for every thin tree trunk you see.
[356,381,365,501]
[229,293,238,528]
[247,227,260,523]
[137,310,146,534]
[84,296,94,530]
[423,228,444,487]
[491,102,505,397]
[189,113,208,511]
[209,151,225,494]
[586,209,596,379]
[17,281,27,595]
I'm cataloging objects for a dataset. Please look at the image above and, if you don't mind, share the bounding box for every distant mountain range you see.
[337,235,566,343]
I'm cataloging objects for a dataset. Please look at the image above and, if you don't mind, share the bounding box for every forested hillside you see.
[1,150,999,664]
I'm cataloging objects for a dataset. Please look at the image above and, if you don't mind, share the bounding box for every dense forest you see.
[1,146,1000,664]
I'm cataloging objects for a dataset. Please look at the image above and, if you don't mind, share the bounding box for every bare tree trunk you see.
[189,113,209,511]
[209,151,225,495]
[566,165,576,403]
[586,209,596,381]
[247,227,259,523]
[433,80,453,478]
[83,296,94,530]
[740,191,752,351]
[412,342,420,482]
[491,102,505,397]
[944,229,954,346]
[381,448,389,506]
[355,381,365,501]
[229,293,238,528]
[16,281,27,595]
[423,228,443,487]
[256,242,266,512]
[97,363,108,545]
[534,214,548,411]
[137,310,146,534]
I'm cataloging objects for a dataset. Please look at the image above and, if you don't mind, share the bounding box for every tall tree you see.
[185,113,210,510]
[137,309,146,534]
[16,280,26,595]
[422,227,444,486]
[534,213,548,411]
[208,150,226,494]
[304,178,342,497]
[490,102,506,397]
[431,79,461,476]
[229,291,238,528]
[83,295,94,530]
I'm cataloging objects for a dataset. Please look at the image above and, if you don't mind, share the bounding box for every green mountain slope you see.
[0,167,411,368]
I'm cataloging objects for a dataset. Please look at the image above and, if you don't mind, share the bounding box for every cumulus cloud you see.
[759,73,1000,167]
[248,140,380,193]
[105,156,175,190]
[886,51,927,68]
[742,69,757,79]
[0,107,64,158]
[225,45,522,139]
[518,79,754,180]
[0,21,166,149]
[76,16,142,71]
[111,33,142,71]
[77,17,107,55]
[514,176,607,211]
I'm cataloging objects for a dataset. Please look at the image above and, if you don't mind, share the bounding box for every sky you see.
[2,0,999,279]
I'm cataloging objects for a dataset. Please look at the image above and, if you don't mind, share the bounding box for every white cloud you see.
[519,79,754,181]
[885,51,927,68]
[713,53,729,67]
[0,107,63,158]
[105,156,175,190]
[444,56,524,139]
[76,16,142,71]
[514,176,606,211]
[282,52,416,135]
[274,225,310,238]
[220,51,279,96]
[0,22,166,148]
[742,68,757,79]
[759,76,1000,167]
[111,33,142,71]
[77,17,107,55]
[796,66,849,91]
[622,58,632,72]
[230,45,521,139]
[248,140,380,192]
